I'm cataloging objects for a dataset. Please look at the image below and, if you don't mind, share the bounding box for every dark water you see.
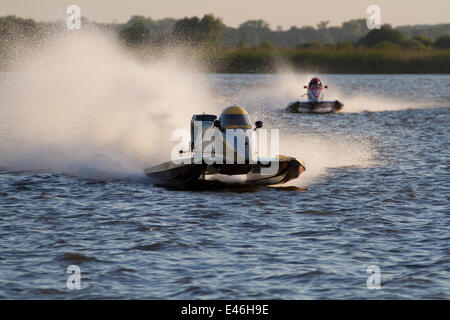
[0,74,449,299]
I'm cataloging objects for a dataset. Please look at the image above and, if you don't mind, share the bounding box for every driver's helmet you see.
[219,106,252,129]
[308,77,322,88]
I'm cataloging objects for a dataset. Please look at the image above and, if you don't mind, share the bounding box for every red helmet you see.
[309,77,322,87]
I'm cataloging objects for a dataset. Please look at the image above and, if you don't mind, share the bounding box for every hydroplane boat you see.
[286,77,343,114]
[144,106,305,187]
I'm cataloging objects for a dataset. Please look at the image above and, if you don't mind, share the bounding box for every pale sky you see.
[1,0,449,29]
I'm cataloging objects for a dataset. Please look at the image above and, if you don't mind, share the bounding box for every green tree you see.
[173,16,200,43]
[400,39,425,50]
[413,35,433,47]
[120,16,152,46]
[199,14,224,44]
[237,39,247,48]
[259,40,275,49]
[172,14,224,45]
[335,41,353,49]
[0,15,40,45]
[238,20,270,47]
[357,25,404,47]
[340,19,367,41]
[372,40,401,50]
[317,20,330,30]
[434,35,450,49]
[239,20,270,30]
[296,41,323,49]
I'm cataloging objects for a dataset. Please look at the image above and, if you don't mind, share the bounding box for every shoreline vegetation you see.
[127,46,450,74]
[201,47,450,74]
[1,14,449,73]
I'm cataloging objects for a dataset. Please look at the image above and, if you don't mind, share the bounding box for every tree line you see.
[0,14,449,50]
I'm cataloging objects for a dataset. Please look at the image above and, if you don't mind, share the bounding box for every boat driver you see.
[308,77,322,88]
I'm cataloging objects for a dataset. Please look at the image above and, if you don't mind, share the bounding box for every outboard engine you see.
[190,114,217,151]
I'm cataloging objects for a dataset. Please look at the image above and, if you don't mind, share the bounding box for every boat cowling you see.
[190,114,216,151]
[214,106,257,165]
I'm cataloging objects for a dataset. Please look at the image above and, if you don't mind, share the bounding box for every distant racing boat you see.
[286,77,343,114]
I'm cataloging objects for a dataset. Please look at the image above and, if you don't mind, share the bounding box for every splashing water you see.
[0,32,213,178]
[279,134,376,186]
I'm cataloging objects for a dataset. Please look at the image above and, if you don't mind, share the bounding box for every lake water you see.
[0,73,449,299]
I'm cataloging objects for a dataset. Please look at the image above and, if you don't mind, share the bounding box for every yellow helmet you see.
[219,106,252,129]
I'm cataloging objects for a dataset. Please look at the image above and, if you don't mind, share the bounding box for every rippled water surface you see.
[0,74,449,299]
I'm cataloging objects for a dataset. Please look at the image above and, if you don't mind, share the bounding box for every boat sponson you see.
[144,157,305,186]
[286,100,343,114]
[144,161,207,184]
[244,157,305,185]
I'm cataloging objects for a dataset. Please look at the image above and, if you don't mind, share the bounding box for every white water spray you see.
[280,134,376,186]
[0,32,213,179]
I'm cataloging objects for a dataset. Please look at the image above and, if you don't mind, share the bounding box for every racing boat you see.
[144,106,305,187]
[286,77,343,114]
